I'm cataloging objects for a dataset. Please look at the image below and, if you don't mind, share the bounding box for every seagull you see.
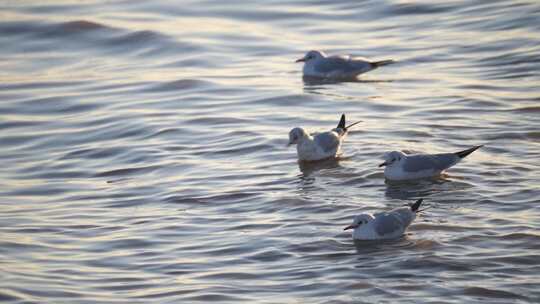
[344,198,425,240]
[288,114,361,161]
[379,145,483,181]
[296,50,395,79]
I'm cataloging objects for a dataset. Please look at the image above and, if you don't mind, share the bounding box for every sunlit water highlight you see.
[1,1,539,303]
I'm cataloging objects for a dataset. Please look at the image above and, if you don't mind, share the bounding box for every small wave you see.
[184,116,254,126]
[391,130,434,138]
[12,96,103,115]
[61,147,127,160]
[89,237,158,252]
[40,20,111,38]
[100,29,199,56]
[526,131,540,140]
[181,294,247,303]
[499,232,540,244]
[159,57,208,68]
[105,30,164,46]
[200,143,274,156]
[0,120,43,130]
[0,81,90,91]
[463,287,526,300]
[143,79,214,93]
[484,131,529,140]
[185,192,259,204]
[196,271,261,280]
[0,292,19,302]
[9,287,84,300]
[94,165,160,178]
[6,184,72,197]
[143,127,185,140]
[473,51,539,68]
[19,170,89,180]
[133,289,197,300]
[56,20,110,33]
[0,20,108,37]
[401,255,474,272]
[247,94,315,107]
[0,19,194,57]
[97,283,156,292]
[385,2,458,16]
[162,195,206,205]
[512,106,540,113]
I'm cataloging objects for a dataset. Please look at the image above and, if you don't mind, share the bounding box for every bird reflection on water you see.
[297,157,343,179]
[302,75,394,86]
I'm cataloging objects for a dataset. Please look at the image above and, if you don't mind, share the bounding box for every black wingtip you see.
[372,59,395,67]
[346,120,362,130]
[337,114,346,130]
[455,145,483,159]
[410,198,423,212]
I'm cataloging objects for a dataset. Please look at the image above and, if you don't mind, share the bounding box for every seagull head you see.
[344,214,373,230]
[288,127,308,146]
[295,50,326,63]
[379,151,406,168]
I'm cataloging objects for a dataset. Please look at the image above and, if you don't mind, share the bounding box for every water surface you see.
[1,1,540,303]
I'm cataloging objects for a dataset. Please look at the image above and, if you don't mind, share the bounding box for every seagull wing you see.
[373,213,404,237]
[402,153,460,173]
[389,207,415,228]
[314,56,371,75]
[313,131,340,153]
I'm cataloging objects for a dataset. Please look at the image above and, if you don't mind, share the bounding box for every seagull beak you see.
[343,224,357,231]
[295,57,305,63]
[378,161,387,167]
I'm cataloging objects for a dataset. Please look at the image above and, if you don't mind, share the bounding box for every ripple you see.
[143,79,215,93]
[1,0,540,303]
[93,165,161,178]
[0,19,109,37]
[0,292,19,302]
[463,287,526,300]
[511,105,540,113]
[386,2,457,15]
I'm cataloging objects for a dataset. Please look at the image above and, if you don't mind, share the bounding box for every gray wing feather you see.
[314,57,371,74]
[313,132,340,153]
[403,153,459,172]
[373,213,403,236]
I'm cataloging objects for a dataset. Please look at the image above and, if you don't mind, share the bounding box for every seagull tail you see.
[455,145,483,159]
[337,114,346,130]
[336,113,362,132]
[345,120,362,130]
[410,198,423,212]
[417,206,432,213]
[372,59,395,67]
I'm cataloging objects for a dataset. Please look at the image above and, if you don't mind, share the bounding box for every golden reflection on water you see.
[1,0,539,302]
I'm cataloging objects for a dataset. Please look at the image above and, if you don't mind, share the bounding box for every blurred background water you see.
[1,0,539,303]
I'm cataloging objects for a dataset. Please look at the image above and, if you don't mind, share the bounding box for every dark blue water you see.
[1,1,539,303]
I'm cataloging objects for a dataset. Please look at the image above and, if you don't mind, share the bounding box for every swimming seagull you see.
[379,145,483,181]
[288,114,361,161]
[344,198,425,240]
[296,50,395,79]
